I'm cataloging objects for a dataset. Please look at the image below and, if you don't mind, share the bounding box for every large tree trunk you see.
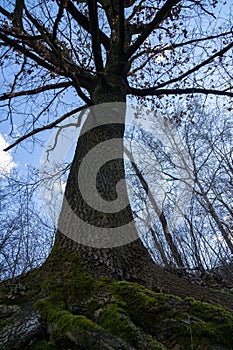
[1,84,233,350]
[56,83,156,286]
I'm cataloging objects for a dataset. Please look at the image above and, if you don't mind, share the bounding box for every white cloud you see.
[0,134,17,177]
[155,52,167,63]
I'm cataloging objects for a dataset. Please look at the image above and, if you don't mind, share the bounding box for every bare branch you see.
[125,146,184,268]
[192,0,216,18]
[0,32,59,72]
[0,27,93,104]
[129,30,233,65]
[129,87,233,98]
[154,42,233,90]
[87,0,103,72]
[4,105,88,152]
[52,0,65,40]
[125,0,180,59]
[66,1,110,50]
[22,7,94,102]
[12,0,24,30]
[0,5,11,18]
[0,82,72,101]
[0,28,43,40]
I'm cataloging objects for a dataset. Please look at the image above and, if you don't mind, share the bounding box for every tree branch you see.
[52,0,65,40]
[125,146,184,268]
[0,27,93,104]
[0,5,11,18]
[4,105,88,152]
[154,41,233,90]
[87,0,104,72]
[0,82,72,101]
[125,0,180,59]
[23,7,94,102]
[66,1,110,50]
[0,32,58,73]
[12,0,24,30]
[129,87,233,98]
[0,28,43,40]
[129,30,233,65]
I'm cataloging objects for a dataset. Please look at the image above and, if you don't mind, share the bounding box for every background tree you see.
[0,170,55,280]
[126,100,232,278]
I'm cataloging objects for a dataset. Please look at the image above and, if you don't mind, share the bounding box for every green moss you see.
[49,310,102,333]
[34,298,64,320]
[145,337,167,350]
[98,303,166,350]
[189,298,232,322]
[35,271,167,350]
[0,317,11,330]
[87,297,101,315]
[111,281,176,333]
[108,281,233,349]
[98,304,141,347]
[41,246,96,298]
[27,339,56,350]
[31,246,233,349]
[186,298,233,348]
[35,298,103,349]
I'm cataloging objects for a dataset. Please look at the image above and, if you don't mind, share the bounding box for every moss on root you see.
[179,298,233,349]
[30,246,233,349]
[97,303,166,350]
[2,245,230,350]
[27,339,56,350]
[109,281,233,349]
[0,317,11,330]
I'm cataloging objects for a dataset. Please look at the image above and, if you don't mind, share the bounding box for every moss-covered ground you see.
[1,245,233,350]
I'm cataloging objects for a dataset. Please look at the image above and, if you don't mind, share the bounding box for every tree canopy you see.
[0,0,232,151]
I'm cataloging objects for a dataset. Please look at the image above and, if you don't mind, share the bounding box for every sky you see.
[0,133,16,177]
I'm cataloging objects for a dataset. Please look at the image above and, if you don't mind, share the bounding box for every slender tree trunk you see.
[125,147,185,269]
[55,81,156,286]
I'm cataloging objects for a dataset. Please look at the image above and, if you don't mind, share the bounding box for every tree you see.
[0,1,233,349]
[126,101,232,274]
[0,171,55,280]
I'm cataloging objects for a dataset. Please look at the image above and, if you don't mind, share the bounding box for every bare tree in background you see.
[0,171,55,280]
[125,105,232,274]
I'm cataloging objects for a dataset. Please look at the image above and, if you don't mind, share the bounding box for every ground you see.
[0,245,233,350]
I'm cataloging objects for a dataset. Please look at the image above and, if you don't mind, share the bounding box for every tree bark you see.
[55,80,156,286]
[0,302,42,350]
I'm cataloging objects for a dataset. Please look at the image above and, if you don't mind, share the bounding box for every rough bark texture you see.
[57,84,157,285]
[0,302,41,350]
